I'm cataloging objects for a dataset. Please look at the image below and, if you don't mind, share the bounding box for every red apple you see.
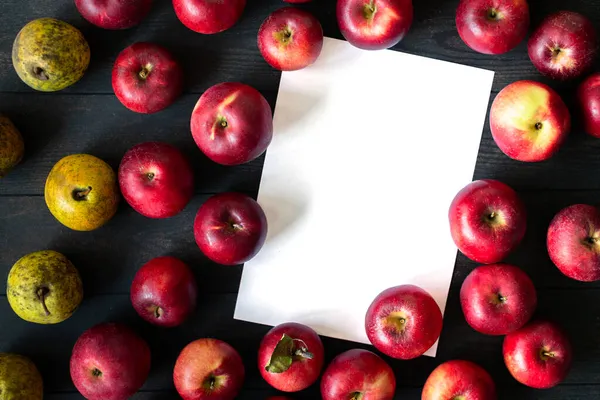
[577,73,600,138]
[460,263,537,335]
[503,320,572,389]
[118,141,194,219]
[321,349,396,400]
[489,80,570,162]
[75,0,152,29]
[422,360,496,400]
[70,322,151,400]
[337,0,413,50]
[191,82,273,166]
[173,0,246,34]
[173,338,245,400]
[365,284,442,360]
[258,322,324,392]
[449,179,527,264]
[456,0,529,55]
[194,192,267,265]
[112,42,183,114]
[130,256,198,327]
[258,7,324,71]
[528,11,597,80]
[547,204,600,282]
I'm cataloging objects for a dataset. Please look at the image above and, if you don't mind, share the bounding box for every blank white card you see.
[234,37,494,357]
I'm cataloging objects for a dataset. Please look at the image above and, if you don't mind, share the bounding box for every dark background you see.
[1,0,600,399]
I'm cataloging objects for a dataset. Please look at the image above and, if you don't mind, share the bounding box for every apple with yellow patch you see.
[190,82,273,166]
[490,80,570,162]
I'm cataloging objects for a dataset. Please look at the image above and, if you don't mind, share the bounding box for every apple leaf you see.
[265,334,294,374]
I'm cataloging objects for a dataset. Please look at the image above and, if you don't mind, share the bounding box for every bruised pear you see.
[7,250,83,324]
[0,353,43,400]
[0,114,24,178]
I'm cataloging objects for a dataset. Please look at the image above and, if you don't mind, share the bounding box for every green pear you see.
[0,353,43,399]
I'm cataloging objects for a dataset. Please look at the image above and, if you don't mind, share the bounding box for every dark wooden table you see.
[1,0,600,399]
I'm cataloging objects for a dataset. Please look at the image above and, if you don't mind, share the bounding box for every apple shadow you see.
[272,90,322,137]
[258,193,308,245]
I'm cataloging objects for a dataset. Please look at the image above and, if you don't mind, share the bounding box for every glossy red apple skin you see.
[173,0,246,34]
[119,141,194,219]
[528,11,598,80]
[365,284,443,360]
[130,256,198,327]
[173,338,245,400]
[490,80,570,162]
[449,179,527,264]
[422,360,496,400]
[321,349,396,400]
[191,82,273,166]
[456,0,529,55]
[70,323,151,400]
[503,320,572,389]
[194,192,268,266]
[75,0,152,29]
[547,204,600,282]
[112,42,183,114]
[337,0,414,50]
[577,73,600,138]
[460,264,537,335]
[258,322,325,392]
[258,7,324,71]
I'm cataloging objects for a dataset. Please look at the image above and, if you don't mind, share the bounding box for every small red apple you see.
[503,320,572,389]
[365,284,443,360]
[258,322,324,392]
[258,7,324,71]
[173,0,246,34]
[460,263,537,335]
[194,192,268,266]
[130,256,198,327]
[191,82,273,166]
[528,11,597,80]
[173,338,245,400]
[75,0,152,30]
[422,360,496,400]
[321,349,396,400]
[449,179,527,264]
[577,73,600,138]
[337,0,414,50]
[489,80,570,162]
[547,204,600,282]
[456,0,530,55]
[112,42,183,114]
[70,322,151,400]
[118,141,194,219]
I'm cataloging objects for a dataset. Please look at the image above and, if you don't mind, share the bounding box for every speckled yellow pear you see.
[0,114,24,178]
[0,353,43,400]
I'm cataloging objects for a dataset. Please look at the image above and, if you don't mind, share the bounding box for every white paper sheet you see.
[234,37,494,357]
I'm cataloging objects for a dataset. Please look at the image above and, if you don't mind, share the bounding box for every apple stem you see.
[535,122,543,130]
[32,66,49,81]
[363,0,377,20]
[36,287,51,316]
[351,392,364,400]
[139,66,152,80]
[91,368,102,378]
[542,350,555,358]
[154,306,163,318]
[487,8,498,20]
[294,348,314,359]
[146,172,155,181]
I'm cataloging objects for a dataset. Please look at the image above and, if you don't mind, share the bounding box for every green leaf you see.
[265,334,294,374]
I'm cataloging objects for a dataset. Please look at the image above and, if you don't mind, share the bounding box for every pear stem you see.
[36,287,50,316]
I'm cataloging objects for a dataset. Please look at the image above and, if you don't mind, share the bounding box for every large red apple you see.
[258,322,324,392]
[489,80,570,162]
[191,82,273,166]
[173,0,246,34]
[365,284,442,360]
[70,322,151,400]
[337,0,413,50]
[130,256,198,327]
[112,42,183,114]
[503,320,572,388]
[528,11,597,80]
[75,0,152,30]
[173,338,245,400]
[460,263,537,335]
[321,349,396,400]
[258,7,324,71]
[577,73,600,138]
[456,0,529,55]
[547,204,600,282]
[194,192,267,266]
[449,179,526,264]
[118,141,194,219]
[422,360,496,400]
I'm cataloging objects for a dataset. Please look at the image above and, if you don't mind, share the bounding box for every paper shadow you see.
[259,194,308,244]
[273,91,322,136]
